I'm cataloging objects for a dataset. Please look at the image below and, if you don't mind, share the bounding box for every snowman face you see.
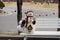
[27,12,34,17]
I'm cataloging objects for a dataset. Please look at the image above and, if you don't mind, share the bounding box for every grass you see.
[3,2,58,10]
[3,2,17,6]
[23,2,58,10]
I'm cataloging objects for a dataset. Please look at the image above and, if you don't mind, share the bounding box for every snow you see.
[0,6,59,32]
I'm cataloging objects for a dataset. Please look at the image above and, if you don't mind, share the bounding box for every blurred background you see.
[0,0,59,35]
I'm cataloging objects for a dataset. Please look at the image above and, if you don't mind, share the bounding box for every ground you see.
[0,32,18,35]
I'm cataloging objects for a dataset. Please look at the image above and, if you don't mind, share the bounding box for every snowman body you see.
[17,11,36,34]
[17,17,35,34]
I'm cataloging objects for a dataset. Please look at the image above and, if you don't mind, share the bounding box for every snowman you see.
[17,10,36,35]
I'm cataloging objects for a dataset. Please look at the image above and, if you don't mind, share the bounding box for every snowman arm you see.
[21,20,26,25]
[32,20,36,25]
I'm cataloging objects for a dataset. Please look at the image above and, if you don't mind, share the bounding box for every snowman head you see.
[25,10,34,17]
